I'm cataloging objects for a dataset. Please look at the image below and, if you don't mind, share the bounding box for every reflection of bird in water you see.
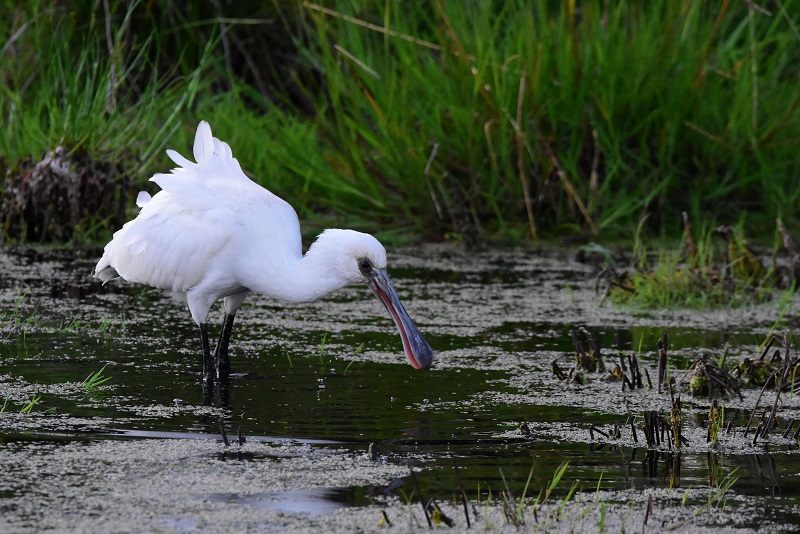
[94,121,433,382]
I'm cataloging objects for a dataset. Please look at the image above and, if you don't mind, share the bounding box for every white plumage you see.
[94,121,433,382]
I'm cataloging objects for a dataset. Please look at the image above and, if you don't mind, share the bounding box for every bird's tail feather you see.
[193,121,214,164]
[159,121,248,190]
[92,265,120,284]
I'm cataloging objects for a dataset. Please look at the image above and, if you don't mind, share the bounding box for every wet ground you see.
[1,243,799,532]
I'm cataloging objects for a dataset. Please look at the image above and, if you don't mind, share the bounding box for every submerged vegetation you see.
[1,1,799,242]
[558,328,800,450]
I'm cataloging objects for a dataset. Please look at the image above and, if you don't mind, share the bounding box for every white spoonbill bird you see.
[93,121,434,381]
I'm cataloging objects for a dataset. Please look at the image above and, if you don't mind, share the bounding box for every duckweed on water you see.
[3,245,800,532]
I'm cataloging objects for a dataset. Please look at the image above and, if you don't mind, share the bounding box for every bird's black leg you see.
[199,323,214,383]
[214,313,235,378]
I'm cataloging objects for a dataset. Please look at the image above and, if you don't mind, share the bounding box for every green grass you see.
[621,250,736,308]
[695,467,739,515]
[2,1,800,242]
[19,393,42,414]
[1,290,124,337]
[0,291,40,337]
[317,332,328,365]
[47,316,124,335]
[283,1,800,239]
[82,364,111,393]
[1,298,123,337]
[1,1,211,175]
[608,219,779,308]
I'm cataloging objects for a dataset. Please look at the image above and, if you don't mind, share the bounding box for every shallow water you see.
[1,244,800,531]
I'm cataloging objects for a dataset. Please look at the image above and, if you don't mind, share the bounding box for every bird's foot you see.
[214,346,231,379]
[202,365,216,384]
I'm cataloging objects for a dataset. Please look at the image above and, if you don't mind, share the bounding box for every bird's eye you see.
[358,258,372,272]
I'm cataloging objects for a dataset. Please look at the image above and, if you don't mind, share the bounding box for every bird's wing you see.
[94,121,300,293]
[94,194,232,292]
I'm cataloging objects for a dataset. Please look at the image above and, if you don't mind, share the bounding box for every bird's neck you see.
[244,239,350,304]
[293,245,351,302]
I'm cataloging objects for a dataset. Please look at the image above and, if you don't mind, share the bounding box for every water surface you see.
[1,244,799,531]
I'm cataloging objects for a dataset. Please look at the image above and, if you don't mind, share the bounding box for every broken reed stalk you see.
[746,332,796,441]
[686,357,744,400]
[643,411,661,447]
[631,353,643,388]
[571,330,587,371]
[615,351,645,392]
[642,388,688,449]
[580,327,605,372]
[499,469,520,526]
[218,417,229,447]
[624,396,638,444]
[409,469,432,527]
[744,372,776,438]
[568,328,608,375]
[570,331,582,361]
[664,412,673,449]
[708,400,722,444]
[753,420,764,445]
[672,394,690,447]
[702,366,713,400]
[657,331,668,393]
[380,510,392,526]
[593,335,605,372]
[667,451,681,488]
[426,500,454,527]
[621,370,635,392]
[783,421,794,439]
[552,360,567,380]
[780,361,800,392]
[758,334,775,362]
[762,332,792,439]
[629,418,639,444]
[453,461,471,528]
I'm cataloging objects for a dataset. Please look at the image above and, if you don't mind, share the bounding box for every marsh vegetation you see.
[2,1,799,243]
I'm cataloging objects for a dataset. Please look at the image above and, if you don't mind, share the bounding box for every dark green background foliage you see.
[2,1,799,242]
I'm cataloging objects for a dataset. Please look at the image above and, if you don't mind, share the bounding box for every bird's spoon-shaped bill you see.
[366,269,434,370]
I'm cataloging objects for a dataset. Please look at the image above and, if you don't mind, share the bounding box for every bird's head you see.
[315,229,388,284]
[311,229,434,370]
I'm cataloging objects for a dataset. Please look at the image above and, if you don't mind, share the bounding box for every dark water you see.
[1,245,800,527]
